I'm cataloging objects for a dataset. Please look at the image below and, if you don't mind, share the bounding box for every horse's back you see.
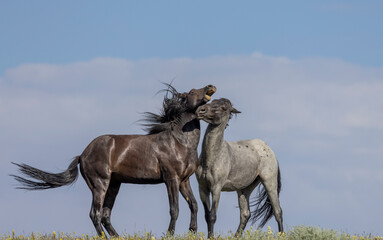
[246,139,276,160]
[80,134,163,183]
[230,139,278,169]
[81,134,145,161]
[246,139,279,178]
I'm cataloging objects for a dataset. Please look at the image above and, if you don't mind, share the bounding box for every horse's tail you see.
[11,156,80,190]
[250,166,282,228]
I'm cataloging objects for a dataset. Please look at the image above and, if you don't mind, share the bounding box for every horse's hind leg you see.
[80,160,111,236]
[101,178,121,237]
[89,180,110,236]
[235,180,259,236]
[180,179,198,232]
[235,190,251,236]
[262,174,284,232]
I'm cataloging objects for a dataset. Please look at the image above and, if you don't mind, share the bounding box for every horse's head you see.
[142,84,216,134]
[179,85,216,111]
[196,98,241,125]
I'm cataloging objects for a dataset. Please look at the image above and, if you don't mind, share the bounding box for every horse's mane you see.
[142,83,187,135]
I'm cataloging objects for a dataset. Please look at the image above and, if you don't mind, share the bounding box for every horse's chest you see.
[181,153,199,175]
[196,164,228,189]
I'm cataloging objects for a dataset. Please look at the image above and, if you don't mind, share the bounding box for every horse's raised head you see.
[196,98,241,125]
[142,84,216,134]
[178,85,216,111]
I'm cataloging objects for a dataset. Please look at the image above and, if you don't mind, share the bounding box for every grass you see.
[3,226,383,240]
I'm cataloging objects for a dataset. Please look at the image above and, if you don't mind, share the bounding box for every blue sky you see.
[1,0,382,74]
[1,0,383,237]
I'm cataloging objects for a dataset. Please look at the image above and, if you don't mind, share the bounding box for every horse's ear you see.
[231,107,241,114]
[177,92,188,99]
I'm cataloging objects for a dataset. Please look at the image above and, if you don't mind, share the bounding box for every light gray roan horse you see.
[195,98,283,238]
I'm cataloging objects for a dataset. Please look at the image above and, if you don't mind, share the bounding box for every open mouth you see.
[204,86,216,102]
[204,95,212,101]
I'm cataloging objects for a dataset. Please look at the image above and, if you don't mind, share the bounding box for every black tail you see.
[11,156,80,190]
[250,166,282,228]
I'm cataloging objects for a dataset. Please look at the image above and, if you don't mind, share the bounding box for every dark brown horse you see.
[11,83,216,237]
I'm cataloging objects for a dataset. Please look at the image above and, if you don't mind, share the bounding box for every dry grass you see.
[3,226,383,240]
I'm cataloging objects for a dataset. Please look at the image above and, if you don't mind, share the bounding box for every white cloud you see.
[1,53,383,235]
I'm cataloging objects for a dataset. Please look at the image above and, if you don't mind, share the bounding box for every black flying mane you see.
[142,83,187,135]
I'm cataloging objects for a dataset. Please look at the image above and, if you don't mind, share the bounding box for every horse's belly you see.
[114,157,162,182]
[117,174,163,184]
[222,172,258,191]
[112,149,162,182]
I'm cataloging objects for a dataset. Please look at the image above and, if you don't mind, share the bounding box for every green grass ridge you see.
[3,226,382,240]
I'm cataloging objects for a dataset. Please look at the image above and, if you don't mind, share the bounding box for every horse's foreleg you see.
[165,178,180,234]
[180,179,198,232]
[198,184,211,234]
[208,188,222,238]
[101,179,121,237]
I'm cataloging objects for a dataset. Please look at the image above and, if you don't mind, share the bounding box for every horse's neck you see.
[200,122,227,166]
[171,112,201,148]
